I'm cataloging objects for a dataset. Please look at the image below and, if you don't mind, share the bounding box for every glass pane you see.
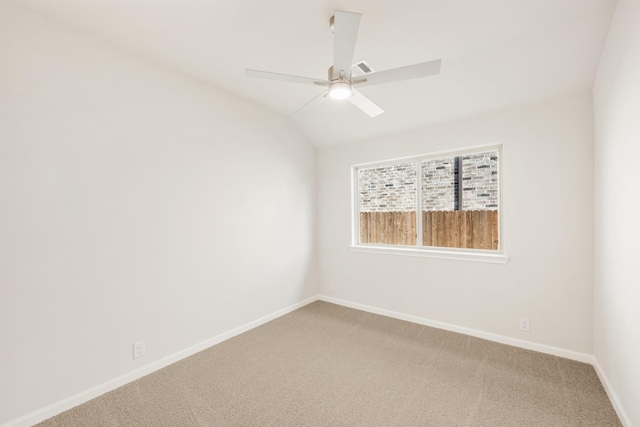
[422,157,457,211]
[422,151,499,250]
[461,151,499,211]
[359,162,417,246]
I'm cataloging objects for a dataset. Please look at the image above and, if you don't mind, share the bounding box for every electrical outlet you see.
[519,318,530,332]
[133,341,145,359]
[330,283,336,292]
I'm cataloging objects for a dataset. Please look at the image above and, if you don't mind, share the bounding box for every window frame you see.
[351,144,509,264]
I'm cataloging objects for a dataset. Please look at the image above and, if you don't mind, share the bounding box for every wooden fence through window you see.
[360,210,499,250]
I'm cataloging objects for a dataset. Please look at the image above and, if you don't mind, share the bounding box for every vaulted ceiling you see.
[16,0,616,146]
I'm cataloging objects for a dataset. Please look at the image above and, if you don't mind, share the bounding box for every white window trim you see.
[349,245,509,264]
[351,144,508,264]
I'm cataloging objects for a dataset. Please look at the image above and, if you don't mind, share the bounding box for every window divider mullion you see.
[353,166,360,246]
[416,160,423,247]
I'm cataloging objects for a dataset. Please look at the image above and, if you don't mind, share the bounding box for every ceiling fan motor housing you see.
[328,65,350,82]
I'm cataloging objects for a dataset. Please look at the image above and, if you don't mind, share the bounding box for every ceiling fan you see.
[246,11,442,118]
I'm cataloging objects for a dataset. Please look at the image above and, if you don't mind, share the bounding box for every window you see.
[353,146,505,261]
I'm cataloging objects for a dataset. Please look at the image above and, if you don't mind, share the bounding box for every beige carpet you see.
[37,301,621,426]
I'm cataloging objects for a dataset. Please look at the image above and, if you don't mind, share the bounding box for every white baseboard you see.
[319,296,632,426]
[318,295,594,364]
[592,357,634,427]
[2,296,318,427]
[5,295,633,427]
[317,296,638,425]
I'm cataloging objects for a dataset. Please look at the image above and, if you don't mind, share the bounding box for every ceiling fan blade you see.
[352,59,441,87]
[349,89,384,117]
[290,91,328,117]
[333,11,362,79]
[246,69,328,86]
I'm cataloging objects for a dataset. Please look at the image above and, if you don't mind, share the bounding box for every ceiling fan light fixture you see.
[328,81,351,100]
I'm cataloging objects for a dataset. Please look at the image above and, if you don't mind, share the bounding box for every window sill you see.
[349,245,509,264]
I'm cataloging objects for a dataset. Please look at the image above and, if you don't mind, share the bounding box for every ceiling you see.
[15,0,616,146]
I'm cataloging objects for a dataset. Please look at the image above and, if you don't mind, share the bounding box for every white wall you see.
[0,3,316,425]
[593,0,640,425]
[318,93,595,354]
